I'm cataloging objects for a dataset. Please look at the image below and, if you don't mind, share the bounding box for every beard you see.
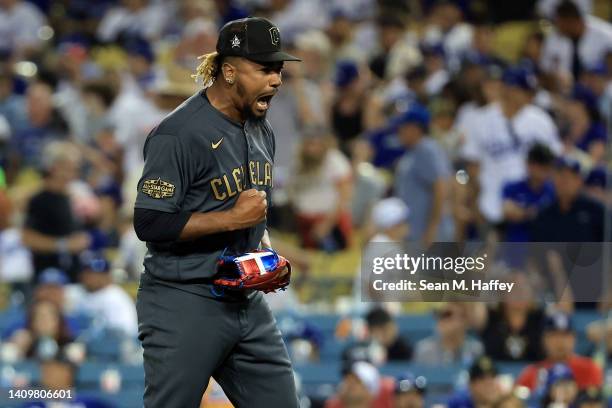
[237,82,267,122]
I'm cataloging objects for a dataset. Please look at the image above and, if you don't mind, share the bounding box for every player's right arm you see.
[177,189,267,240]
[133,189,266,242]
[133,133,267,243]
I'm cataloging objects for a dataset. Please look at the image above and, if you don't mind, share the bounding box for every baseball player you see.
[132,17,301,408]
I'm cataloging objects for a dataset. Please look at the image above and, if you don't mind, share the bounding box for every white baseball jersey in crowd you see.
[460,102,562,223]
[540,15,612,75]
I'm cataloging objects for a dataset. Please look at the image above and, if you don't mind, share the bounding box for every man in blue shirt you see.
[393,105,453,244]
[502,143,556,242]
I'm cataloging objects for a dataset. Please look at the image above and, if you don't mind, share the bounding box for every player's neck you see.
[206,82,245,124]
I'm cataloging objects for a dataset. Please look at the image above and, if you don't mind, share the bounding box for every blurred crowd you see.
[0,0,611,406]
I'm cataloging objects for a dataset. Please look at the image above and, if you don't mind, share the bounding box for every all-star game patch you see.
[142,178,175,199]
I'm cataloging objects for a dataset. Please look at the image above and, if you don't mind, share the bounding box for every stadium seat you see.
[0,307,25,339]
[76,362,144,389]
[0,361,41,385]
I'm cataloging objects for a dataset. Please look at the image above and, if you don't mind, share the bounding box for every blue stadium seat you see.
[76,362,144,389]
[318,340,346,360]
[1,361,41,385]
[497,361,527,379]
[0,307,25,339]
[79,388,144,408]
[86,336,122,361]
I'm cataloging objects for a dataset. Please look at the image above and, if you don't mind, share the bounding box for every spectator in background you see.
[7,80,70,181]
[448,356,503,408]
[33,268,69,311]
[7,299,74,361]
[579,64,612,123]
[325,361,395,408]
[349,140,387,230]
[72,252,138,337]
[267,46,327,208]
[420,43,450,97]
[369,14,408,81]
[357,197,410,306]
[461,21,506,69]
[460,66,561,229]
[476,274,546,362]
[288,126,352,252]
[394,373,426,408]
[531,156,606,242]
[541,363,579,408]
[97,0,169,43]
[583,166,609,205]
[0,68,27,135]
[21,141,91,281]
[326,11,367,65]
[81,81,118,146]
[561,86,607,163]
[519,31,545,72]
[516,312,603,391]
[502,143,556,242]
[393,105,453,245]
[0,166,33,285]
[365,307,412,361]
[22,359,115,408]
[423,1,473,71]
[540,0,612,81]
[413,303,483,366]
[332,61,382,155]
[293,29,333,84]
[0,0,47,57]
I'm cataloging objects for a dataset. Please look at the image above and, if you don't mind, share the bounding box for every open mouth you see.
[256,94,274,110]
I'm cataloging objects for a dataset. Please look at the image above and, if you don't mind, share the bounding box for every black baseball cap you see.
[469,356,498,381]
[216,17,301,63]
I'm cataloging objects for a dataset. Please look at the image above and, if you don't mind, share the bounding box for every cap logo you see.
[269,27,280,46]
[231,35,241,48]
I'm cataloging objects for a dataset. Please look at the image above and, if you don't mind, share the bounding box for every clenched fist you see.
[228,189,267,229]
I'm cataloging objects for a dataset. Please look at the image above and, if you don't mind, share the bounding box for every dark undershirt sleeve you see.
[133,208,192,243]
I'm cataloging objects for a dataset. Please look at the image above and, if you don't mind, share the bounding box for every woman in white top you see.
[288,126,353,252]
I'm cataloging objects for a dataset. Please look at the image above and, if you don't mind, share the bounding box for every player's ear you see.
[221,59,237,85]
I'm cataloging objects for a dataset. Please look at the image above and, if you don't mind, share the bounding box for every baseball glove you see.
[213,248,291,293]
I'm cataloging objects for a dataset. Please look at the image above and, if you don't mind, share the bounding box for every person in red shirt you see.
[325,361,395,408]
[516,312,602,391]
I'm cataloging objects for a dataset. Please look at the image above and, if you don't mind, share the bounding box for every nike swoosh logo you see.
[212,138,224,149]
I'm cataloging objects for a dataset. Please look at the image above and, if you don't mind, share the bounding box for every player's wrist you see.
[221,209,241,232]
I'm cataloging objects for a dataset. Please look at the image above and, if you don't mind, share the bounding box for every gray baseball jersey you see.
[135,90,274,282]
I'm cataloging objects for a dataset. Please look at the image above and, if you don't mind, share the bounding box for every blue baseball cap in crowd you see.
[555,156,582,174]
[545,363,575,390]
[502,66,538,91]
[544,312,574,332]
[391,105,431,131]
[80,251,110,273]
[585,166,607,188]
[123,36,155,63]
[335,60,359,88]
[38,268,69,286]
[395,372,427,395]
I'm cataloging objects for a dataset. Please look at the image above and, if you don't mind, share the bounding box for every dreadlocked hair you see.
[192,51,222,87]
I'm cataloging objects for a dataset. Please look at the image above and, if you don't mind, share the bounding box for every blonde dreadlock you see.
[192,52,221,87]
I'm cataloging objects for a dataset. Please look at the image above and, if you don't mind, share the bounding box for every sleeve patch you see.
[142,178,176,199]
